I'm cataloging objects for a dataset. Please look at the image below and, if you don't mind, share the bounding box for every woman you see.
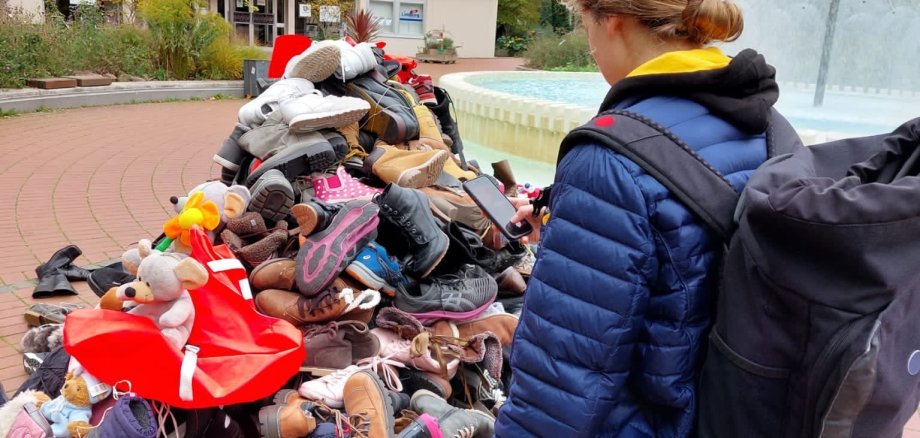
[495,0,787,436]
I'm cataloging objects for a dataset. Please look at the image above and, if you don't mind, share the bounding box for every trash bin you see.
[243,59,270,98]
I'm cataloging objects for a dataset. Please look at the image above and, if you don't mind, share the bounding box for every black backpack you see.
[561,109,920,438]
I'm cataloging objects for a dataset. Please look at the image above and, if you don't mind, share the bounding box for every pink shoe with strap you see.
[310,166,382,204]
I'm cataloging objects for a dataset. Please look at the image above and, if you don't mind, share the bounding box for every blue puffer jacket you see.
[494,49,782,438]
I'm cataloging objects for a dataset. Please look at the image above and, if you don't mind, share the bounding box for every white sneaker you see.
[335,41,379,81]
[238,78,314,127]
[298,365,361,408]
[280,90,371,132]
[283,44,341,83]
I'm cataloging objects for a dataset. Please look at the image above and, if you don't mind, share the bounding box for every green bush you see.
[523,29,597,72]
[497,35,530,56]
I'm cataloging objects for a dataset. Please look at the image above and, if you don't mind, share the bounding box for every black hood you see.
[599,48,779,134]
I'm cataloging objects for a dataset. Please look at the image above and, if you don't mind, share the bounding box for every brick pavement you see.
[2,56,918,436]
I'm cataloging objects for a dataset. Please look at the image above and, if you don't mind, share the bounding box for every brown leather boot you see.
[258,389,317,438]
[365,145,448,189]
[250,258,297,291]
[491,160,517,196]
[430,313,519,347]
[343,370,395,438]
[254,279,353,325]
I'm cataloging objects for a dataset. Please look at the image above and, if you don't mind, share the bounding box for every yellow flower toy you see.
[157,192,221,251]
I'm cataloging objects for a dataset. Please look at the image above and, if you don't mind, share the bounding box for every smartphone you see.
[463,176,533,240]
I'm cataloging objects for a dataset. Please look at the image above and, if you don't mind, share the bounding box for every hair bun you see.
[682,0,744,45]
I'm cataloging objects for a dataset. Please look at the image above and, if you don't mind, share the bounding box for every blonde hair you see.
[562,0,743,46]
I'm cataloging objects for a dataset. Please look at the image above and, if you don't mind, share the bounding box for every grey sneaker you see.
[394,264,497,324]
[248,169,295,222]
[410,389,494,438]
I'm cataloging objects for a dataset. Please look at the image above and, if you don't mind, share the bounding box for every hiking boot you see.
[442,156,478,181]
[410,390,494,438]
[239,78,315,128]
[248,169,295,222]
[336,122,361,149]
[281,90,371,133]
[214,123,252,180]
[245,131,337,187]
[250,258,297,291]
[347,75,419,145]
[409,75,437,105]
[425,86,464,156]
[420,186,491,236]
[394,265,497,323]
[345,241,407,296]
[491,160,517,197]
[365,145,447,189]
[343,370,395,438]
[431,313,519,347]
[374,184,449,278]
[283,44,341,83]
[411,104,450,152]
[255,280,380,325]
[495,266,526,297]
[321,130,350,161]
[435,221,497,275]
[295,200,380,296]
[372,328,459,378]
[309,166,383,204]
[258,389,318,438]
[291,199,342,238]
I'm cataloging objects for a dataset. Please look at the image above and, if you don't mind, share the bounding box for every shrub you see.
[497,35,530,56]
[523,29,596,71]
[140,0,233,79]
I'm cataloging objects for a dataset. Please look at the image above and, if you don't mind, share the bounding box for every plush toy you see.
[37,372,93,438]
[171,181,251,224]
[115,239,208,348]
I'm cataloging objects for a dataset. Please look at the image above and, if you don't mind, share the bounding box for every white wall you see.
[359,0,498,58]
[8,0,44,23]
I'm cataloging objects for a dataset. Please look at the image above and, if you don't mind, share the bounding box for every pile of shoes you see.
[10,38,537,438]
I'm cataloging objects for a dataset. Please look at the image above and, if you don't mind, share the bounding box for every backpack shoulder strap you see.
[767,108,805,157]
[559,110,739,243]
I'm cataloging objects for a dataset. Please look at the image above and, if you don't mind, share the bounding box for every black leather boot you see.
[426,86,465,158]
[434,221,497,275]
[32,245,82,298]
[374,184,449,279]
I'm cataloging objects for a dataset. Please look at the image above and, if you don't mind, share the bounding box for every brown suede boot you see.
[365,145,448,189]
[412,104,450,152]
[343,371,395,438]
[430,313,519,347]
[254,280,352,325]
[258,389,318,438]
[250,258,297,291]
[336,122,362,149]
[491,160,518,196]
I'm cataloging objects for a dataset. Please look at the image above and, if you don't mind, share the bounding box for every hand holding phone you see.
[463,176,534,240]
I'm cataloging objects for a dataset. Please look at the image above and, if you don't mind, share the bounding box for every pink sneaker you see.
[310,166,382,204]
[371,328,459,378]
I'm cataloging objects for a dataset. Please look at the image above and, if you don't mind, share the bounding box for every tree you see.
[540,0,572,34]
[496,0,539,36]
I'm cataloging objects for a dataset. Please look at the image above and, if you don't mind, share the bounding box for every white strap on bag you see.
[179,345,200,401]
[206,259,253,300]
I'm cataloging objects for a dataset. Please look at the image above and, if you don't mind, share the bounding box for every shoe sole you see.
[248,171,295,222]
[289,104,371,133]
[400,370,452,399]
[396,150,449,189]
[245,139,336,187]
[406,293,496,325]
[295,202,380,296]
[288,46,341,83]
[347,82,409,145]
[257,404,284,438]
[291,203,320,237]
[24,310,64,327]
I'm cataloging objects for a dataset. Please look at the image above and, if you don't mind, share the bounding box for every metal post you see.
[814,0,842,107]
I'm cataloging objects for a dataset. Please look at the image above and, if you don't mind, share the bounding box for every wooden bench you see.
[65,75,113,87]
[26,78,78,89]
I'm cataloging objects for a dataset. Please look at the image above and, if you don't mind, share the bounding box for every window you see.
[369,0,424,36]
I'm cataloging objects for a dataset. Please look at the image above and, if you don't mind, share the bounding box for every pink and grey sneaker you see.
[410,74,437,106]
[310,166,383,205]
[295,199,380,296]
[394,264,498,324]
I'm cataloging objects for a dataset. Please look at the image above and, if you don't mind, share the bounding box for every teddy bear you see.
[114,239,208,348]
[36,372,92,438]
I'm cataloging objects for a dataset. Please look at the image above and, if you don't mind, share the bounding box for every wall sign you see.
[253,12,274,24]
[319,5,340,22]
[298,3,311,17]
[399,7,421,22]
[233,11,250,22]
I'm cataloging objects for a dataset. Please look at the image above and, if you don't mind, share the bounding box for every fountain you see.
[443,0,920,185]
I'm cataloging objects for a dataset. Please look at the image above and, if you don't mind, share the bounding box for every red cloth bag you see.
[64,228,304,409]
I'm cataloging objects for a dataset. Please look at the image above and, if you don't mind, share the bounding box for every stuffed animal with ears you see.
[36,372,93,437]
[114,239,208,349]
[171,181,251,233]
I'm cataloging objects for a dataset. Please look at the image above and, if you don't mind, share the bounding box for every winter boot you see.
[425,86,464,157]
[374,184,448,278]
[257,390,317,438]
[365,145,447,189]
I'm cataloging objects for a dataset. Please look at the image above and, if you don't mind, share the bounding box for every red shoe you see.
[409,74,437,105]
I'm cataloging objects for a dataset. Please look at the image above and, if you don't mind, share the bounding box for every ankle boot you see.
[425,87,464,157]
[365,145,448,189]
[491,160,518,197]
[374,184,449,279]
[257,390,317,438]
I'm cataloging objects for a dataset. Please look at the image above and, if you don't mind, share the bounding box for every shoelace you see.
[313,402,368,438]
[356,354,406,392]
[301,321,338,339]
[411,332,465,377]
[152,400,179,438]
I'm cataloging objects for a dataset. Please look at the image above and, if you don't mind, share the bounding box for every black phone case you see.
[463,178,533,240]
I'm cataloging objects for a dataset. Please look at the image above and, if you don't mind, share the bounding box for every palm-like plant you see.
[345,8,381,43]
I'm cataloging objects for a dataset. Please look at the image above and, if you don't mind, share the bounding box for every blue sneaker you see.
[345,241,406,296]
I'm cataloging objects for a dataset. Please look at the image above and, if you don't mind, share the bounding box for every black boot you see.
[434,221,497,275]
[374,184,449,279]
[426,86,465,158]
[214,123,252,185]
[33,245,82,298]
